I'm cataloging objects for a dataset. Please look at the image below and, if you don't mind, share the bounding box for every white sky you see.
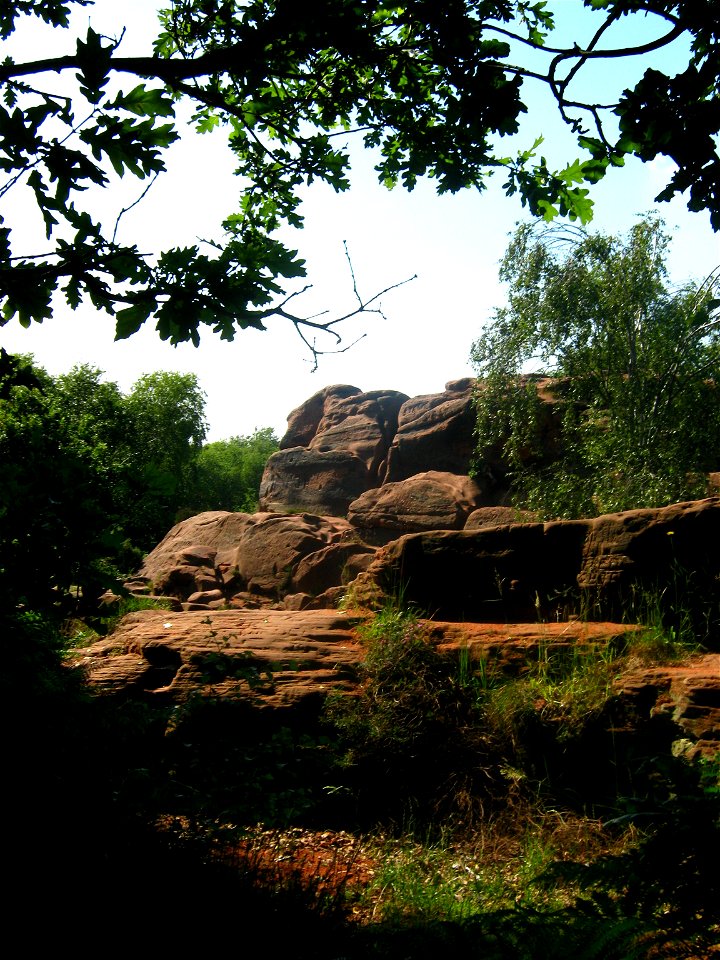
[2,1,719,440]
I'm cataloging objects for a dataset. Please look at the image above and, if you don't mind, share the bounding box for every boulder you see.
[384,379,478,483]
[133,511,256,599]
[348,471,488,544]
[258,447,371,516]
[292,541,376,595]
[280,384,363,449]
[132,511,368,605]
[309,389,409,482]
[465,506,537,529]
[221,512,357,596]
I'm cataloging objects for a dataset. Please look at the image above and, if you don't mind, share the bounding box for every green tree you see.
[1,2,718,358]
[52,363,134,502]
[125,370,208,541]
[0,351,119,608]
[192,428,279,513]
[0,354,213,611]
[471,215,720,517]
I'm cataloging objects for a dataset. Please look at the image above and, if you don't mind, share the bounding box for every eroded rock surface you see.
[133,511,374,606]
[617,654,720,760]
[76,612,719,757]
[384,378,478,483]
[75,608,363,713]
[259,448,371,516]
[348,471,488,545]
[351,498,720,624]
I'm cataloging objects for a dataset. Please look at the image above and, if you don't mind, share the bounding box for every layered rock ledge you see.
[73,611,720,758]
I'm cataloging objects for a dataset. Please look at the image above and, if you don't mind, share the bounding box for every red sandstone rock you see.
[309,389,407,480]
[292,541,376,595]
[258,447,371,516]
[348,471,487,544]
[73,608,363,712]
[214,512,355,596]
[280,384,362,449]
[134,511,256,597]
[350,498,720,626]
[616,654,720,760]
[384,380,477,483]
[465,506,537,529]
[579,497,720,606]
[73,611,718,757]
[133,511,365,605]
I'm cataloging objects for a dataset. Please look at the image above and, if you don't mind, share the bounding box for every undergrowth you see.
[16,592,717,957]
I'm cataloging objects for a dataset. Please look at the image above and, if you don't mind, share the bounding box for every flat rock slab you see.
[432,619,642,670]
[73,609,364,711]
[72,612,719,757]
[75,613,639,710]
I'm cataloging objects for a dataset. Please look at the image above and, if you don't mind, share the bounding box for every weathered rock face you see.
[578,498,720,606]
[75,608,363,713]
[351,498,720,625]
[130,511,256,599]
[348,471,488,544]
[261,386,409,515]
[384,378,478,483]
[309,389,409,479]
[280,384,364,450]
[134,510,374,606]
[74,610,720,758]
[465,506,537,529]
[261,380,493,517]
[261,377,571,519]
[616,655,720,761]
[258,447,371,516]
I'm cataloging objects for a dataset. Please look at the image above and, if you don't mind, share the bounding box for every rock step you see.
[73,611,719,758]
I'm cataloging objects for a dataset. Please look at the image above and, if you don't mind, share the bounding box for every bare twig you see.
[268,244,416,370]
[111,173,160,244]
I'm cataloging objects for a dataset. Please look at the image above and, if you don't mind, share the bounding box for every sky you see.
[2,1,719,441]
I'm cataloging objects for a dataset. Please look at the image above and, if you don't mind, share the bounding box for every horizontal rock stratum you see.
[74,611,720,758]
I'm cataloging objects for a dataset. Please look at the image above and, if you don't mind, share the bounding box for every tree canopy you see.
[471,215,720,517]
[1,1,718,358]
[194,428,279,513]
[0,354,276,609]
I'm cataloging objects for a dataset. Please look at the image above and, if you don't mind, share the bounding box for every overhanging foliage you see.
[1,1,718,357]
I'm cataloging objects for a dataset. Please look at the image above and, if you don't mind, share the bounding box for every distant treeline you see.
[0,350,278,610]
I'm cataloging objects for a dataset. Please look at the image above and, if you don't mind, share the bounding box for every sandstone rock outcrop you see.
[75,611,719,758]
[348,471,488,544]
[350,498,720,625]
[308,388,409,479]
[75,608,363,713]
[258,448,371,516]
[128,510,255,600]
[133,510,374,607]
[258,377,569,519]
[280,384,364,449]
[128,372,720,632]
[260,379,493,516]
[616,654,720,761]
[384,377,478,483]
[260,385,410,515]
